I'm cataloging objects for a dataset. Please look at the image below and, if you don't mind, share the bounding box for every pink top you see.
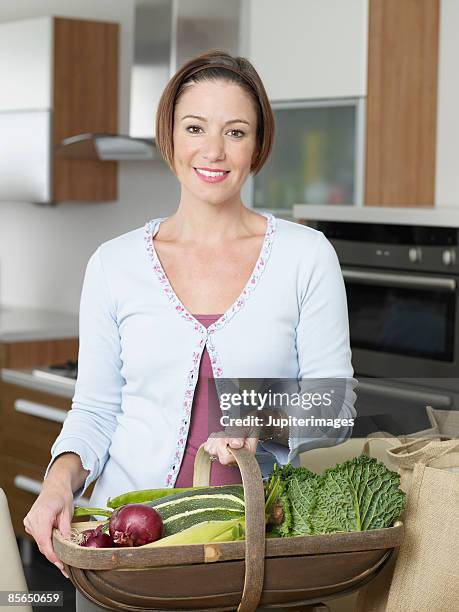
[174,314,243,487]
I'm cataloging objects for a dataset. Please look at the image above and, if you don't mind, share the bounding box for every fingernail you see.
[55,562,69,579]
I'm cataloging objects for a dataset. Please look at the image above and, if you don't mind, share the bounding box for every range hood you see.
[56,0,241,162]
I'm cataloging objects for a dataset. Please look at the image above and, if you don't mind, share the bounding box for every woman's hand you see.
[203,435,259,466]
[23,479,74,579]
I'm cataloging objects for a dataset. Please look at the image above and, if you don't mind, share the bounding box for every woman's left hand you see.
[203,435,258,466]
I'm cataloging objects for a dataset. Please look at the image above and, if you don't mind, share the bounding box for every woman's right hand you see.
[23,479,74,578]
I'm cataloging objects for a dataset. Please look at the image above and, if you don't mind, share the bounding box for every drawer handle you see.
[14,475,90,506]
[14,399,68,423]
[14,475,42,496]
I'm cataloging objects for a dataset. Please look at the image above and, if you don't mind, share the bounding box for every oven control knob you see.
[408,247,422,263]
[442,249,456,267]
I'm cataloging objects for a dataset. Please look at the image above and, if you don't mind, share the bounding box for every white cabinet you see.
[0,17,53,202]
[0,17,53,111]
[0,110,51,202]
[0,16,118,203]
[246,0,368,101]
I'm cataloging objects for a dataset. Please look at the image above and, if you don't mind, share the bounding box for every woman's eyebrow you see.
[180,114,250,125]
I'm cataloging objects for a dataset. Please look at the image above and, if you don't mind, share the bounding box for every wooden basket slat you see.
[53,520,403,570]
[84,549,388,595]
[68,549,392,610]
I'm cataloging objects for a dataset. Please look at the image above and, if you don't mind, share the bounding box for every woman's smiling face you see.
[172,79,258,206]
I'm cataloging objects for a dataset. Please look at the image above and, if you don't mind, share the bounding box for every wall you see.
[0,0,180,313]
[435,0,459,208]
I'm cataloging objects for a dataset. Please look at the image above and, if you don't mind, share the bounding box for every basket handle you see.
[194,444,266,612]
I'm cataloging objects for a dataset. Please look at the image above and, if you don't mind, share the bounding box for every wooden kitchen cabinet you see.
[364,0,440,207]
[0,337,79,370]
[1,383,72,468]
[0,382,96,537]
[0,16,118,203]
[0,337,95,537]
[2,457,96,537]
[2,456,51,536]
[245,0,368,101]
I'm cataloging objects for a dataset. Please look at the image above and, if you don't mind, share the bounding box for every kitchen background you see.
[0,0,458,312]
[1,1,458,611]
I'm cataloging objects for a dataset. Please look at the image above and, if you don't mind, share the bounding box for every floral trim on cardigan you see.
[144,212,277,487]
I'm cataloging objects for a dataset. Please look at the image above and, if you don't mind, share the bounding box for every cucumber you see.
[147,485,245,536]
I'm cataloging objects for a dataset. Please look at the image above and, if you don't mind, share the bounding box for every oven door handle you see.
[357,380,452,407]
[342,268,456,291]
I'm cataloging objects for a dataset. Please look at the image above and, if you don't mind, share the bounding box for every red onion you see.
[82,524,103,538]
[109,503,164,547]
[79,525,114,548]
[81,531,114,548]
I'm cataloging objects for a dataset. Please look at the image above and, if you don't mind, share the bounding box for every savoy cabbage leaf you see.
[312,455,405,533]
[266,455,405,537]
[266,464,317,537]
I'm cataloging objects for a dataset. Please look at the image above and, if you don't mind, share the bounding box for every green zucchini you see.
[147,485,245,536]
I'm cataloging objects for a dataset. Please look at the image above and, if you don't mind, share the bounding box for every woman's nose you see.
[202,134,226,162]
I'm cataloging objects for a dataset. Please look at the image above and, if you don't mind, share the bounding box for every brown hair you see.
[155,49,275,175]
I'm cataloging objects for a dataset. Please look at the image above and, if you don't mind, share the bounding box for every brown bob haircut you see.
[155,49,275,175]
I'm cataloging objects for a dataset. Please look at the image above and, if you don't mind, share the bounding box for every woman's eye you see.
[185,126,245,138]
[186,125,203,134]
[228,129,245,138]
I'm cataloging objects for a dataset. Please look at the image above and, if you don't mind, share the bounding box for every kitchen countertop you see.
[293,204,459,227]
[0,304,78,342]
[0,367,75,398]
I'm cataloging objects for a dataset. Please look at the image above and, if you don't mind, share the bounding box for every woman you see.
[24,50,356,605]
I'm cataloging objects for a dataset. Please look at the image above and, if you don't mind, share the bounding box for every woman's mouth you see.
[194,167,230,184]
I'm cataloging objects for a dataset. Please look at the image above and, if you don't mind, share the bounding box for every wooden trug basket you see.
[53,445,404,611]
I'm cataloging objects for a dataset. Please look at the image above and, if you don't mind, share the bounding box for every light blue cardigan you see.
[45,213,357,507]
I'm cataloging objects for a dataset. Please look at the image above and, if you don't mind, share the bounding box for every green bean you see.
[106,486,201,509]
[73,506,113,518]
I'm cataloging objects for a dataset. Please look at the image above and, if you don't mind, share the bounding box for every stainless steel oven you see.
[308,220,459,435]
[343,265,458,379]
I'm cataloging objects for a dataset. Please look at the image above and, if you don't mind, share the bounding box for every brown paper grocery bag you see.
[356,438,459,612]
